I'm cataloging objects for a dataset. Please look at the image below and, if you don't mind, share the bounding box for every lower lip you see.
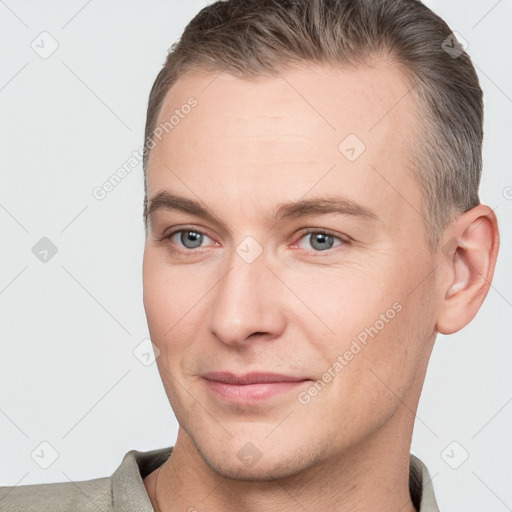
[204,378,310,403]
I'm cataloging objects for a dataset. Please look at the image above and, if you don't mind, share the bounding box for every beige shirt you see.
[0,446,440,511]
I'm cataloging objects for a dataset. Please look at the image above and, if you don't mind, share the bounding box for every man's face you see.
[143,62,439,480]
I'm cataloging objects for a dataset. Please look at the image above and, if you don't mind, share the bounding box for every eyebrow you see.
[145,191,377,227]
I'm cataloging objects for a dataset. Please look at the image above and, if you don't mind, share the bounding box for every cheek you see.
[143,249,200,336]
[142,251,168,340]
[335,270,435,408]
[286,259,431,392]
[299,299,427,446]
[143,248,217,381]
[282,263,402,349]
[142,254,198,416]
[143,250,189,364]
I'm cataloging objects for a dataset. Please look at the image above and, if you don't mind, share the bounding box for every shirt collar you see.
[112,447,439,512]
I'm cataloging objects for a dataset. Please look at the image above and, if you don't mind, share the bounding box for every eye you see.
[166,228,214,251]
[160,227,348,255]
[295,229,346,252]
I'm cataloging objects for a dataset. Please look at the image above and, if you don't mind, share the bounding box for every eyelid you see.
[162,224,213,240]
[159,225,218,253]
[291,228,349,252]
[161,225,349,254]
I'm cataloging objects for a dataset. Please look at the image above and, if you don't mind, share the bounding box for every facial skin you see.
[141,61,499,512]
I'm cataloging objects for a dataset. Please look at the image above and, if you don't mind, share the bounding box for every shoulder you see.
[0,447,172,512]
[0,476,112,512]
[410,454,440,512]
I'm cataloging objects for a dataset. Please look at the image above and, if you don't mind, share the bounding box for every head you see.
[141,0,499,480]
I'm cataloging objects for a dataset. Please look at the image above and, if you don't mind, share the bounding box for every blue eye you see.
[162,227,347,255]
[297,230,345,252]
[169,229,211,250]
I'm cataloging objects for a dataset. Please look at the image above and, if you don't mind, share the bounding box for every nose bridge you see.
[208,244,284,346]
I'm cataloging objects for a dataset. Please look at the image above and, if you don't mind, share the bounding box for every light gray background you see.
[1,1,511,510]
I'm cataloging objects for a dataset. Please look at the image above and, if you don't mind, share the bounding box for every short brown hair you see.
[142,0,483,247]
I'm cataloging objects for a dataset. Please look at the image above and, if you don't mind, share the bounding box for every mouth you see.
[201,371,312,403]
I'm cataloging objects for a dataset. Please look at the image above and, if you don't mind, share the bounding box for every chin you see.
[191,432,325,482]
[206,454,304,482]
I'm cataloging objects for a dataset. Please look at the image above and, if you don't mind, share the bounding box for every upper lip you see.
[202,371,310,385]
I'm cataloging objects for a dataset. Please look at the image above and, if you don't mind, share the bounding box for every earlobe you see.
[436,205,499,335]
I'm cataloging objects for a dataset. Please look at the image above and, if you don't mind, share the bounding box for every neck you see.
[151,406,418,512]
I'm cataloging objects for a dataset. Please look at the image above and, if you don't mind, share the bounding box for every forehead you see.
[146,61,422,231]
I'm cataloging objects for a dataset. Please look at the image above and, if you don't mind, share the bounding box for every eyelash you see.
[160,226,349,256]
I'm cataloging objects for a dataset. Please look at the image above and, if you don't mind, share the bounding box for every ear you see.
[436,204,500,335]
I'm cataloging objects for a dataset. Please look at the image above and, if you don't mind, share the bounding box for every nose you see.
[208,247,286,347]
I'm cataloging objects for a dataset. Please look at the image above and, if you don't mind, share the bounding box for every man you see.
[0,0,499,510]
